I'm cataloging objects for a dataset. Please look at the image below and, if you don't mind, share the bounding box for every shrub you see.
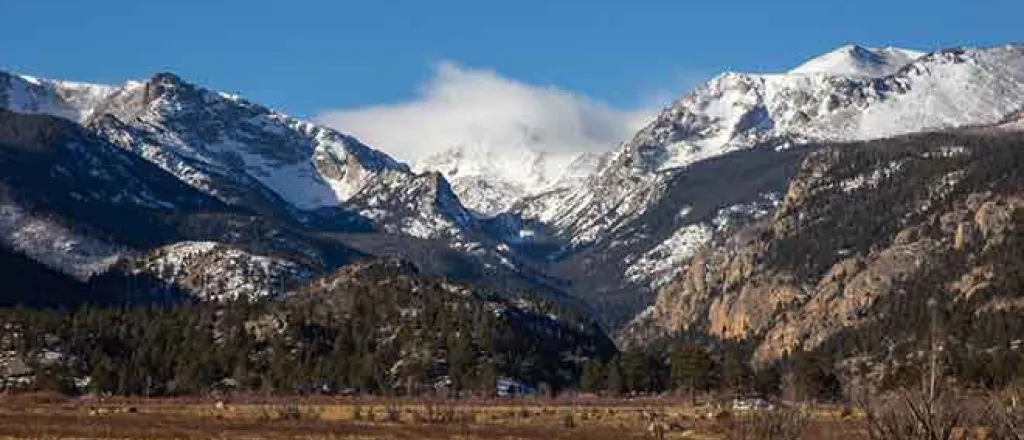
[724,408,809,440]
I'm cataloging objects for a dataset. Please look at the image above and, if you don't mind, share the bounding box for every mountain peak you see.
[139,71,200,106]
[149,71,187,86]
[790,44,925,77]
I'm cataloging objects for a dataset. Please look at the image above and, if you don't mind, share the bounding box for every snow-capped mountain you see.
[789,44,924,77]
[417,145,605,216]
[89,72,409,212]
[539,43,1024,237]
[2,42,1023,331]
[0,70,494,241]
[0,69,574,309]
[514,43,1024,324]
[602,45,1024,178]
[0,108,315,300]
[4,71,407,217]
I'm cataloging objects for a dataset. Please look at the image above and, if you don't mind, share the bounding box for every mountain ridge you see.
[508,43,1024,325]
[1,42,1023,336]
[620,119,1024,367]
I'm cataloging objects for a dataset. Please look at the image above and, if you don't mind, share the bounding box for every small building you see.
[0,355,33,390]
[496,377,534,397]
[731,397,773,411]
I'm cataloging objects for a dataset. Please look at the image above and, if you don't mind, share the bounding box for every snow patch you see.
[625,223,713,289]
[139,241,312,301]
[840,161,905,193]
[0,204,125,280]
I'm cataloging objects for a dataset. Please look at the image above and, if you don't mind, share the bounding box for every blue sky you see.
[2,1,1021,162]
[3,0,1020,116]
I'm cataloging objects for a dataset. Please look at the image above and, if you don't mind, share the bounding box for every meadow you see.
[0,393,867,440]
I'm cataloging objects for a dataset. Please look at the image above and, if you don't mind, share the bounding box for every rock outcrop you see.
[622,126,1024,365]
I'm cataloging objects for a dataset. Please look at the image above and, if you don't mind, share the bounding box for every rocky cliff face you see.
[622,123,1024,364]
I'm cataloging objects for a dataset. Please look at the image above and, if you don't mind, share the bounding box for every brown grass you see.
[0,396,865,440]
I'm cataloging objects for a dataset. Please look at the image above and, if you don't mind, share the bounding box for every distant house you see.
[496,378,534,397]
[429,375,534,397]
[433,375,453,391]
[731,397,773,411]
[0,355,33,389]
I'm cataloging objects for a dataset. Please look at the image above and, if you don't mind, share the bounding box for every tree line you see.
[0,275,613,397]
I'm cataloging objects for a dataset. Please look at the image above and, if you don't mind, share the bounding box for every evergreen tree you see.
[579,360,605,393]
[605,358,624,396]
[670,344,715,403]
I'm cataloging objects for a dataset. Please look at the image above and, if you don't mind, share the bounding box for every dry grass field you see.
[0,393,869,440]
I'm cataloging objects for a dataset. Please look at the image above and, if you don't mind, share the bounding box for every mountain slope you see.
[418,146,604,215]
[289,258,616,388]
[514,44,1024,326]
[0,108,227,273]
[3,43,1023,334]
[79,72,531,249]
[0,245,119,307]
[532,44,1024,238]
[622,123,1024,365]
[0,71,590,316]
[0,258,618,394]
[0,109,361,301]
[130,241,314,301]
[0,72,116,122]
[88,73,408,213]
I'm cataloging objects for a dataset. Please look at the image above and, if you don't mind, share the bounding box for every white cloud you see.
[315,61,656,165]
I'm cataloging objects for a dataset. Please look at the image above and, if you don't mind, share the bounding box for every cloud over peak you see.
[315,61,654,166]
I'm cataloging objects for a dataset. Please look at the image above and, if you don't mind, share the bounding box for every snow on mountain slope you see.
[619,193,781,290]
[347,170,476,240]
[535,44,1024,239]
[515,44,1024,321]
[0,203,125,280]
[134,241,314,301]
[81,73,499,241]
[613,45,1024,178]
[1,70,550,297]
[417,145,605,215]
[443,175,524,217]
[790,44,924,77]
[551,152,606,188]
[86,73,409,212]
[0,72,117,122]
[623,220,711,289]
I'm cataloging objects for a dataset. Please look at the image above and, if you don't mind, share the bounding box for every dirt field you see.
[0,393,866,440]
